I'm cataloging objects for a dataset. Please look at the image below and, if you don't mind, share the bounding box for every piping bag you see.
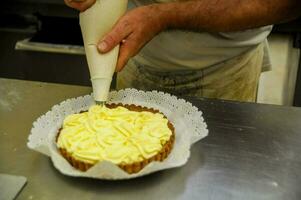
[80,0,128,105]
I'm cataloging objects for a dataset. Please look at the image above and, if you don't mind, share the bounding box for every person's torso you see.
[129,0,273,71]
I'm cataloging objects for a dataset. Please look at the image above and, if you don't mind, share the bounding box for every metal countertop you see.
[1,78,301,200]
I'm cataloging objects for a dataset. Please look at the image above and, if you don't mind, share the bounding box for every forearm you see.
[97,0,300,70]
[156,0,301,32]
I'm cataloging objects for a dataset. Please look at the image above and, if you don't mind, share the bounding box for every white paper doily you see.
[27,89,208,180]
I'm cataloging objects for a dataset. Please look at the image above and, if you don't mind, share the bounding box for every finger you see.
[97,19,132,53]
[64,0,84,10]
[64,0,75,8]
[64,0,96,12]
[76,0,96,12]
[115,41,134,72]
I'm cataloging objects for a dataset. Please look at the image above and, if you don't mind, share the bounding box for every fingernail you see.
[98,41,107,52]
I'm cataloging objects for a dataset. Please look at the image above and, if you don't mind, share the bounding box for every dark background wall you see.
[0,0,91,86]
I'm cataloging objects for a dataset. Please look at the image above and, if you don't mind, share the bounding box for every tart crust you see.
[57,103,175,174]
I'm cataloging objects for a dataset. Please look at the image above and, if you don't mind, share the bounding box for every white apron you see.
[117,0,272,102]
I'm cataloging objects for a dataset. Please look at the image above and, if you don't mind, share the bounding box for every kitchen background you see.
[1,0,301,106]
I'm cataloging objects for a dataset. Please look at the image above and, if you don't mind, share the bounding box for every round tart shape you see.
[56,103,175,174]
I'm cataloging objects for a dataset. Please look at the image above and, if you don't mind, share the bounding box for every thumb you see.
[64,0,96,12]
[97,20,132,53]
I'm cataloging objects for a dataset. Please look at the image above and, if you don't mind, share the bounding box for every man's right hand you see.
[64,0,96,12]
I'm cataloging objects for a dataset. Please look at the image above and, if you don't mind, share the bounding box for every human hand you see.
[97,4,166,72]
[64,0,96,12]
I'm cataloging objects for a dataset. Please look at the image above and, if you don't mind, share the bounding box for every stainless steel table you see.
[1,78,301,200]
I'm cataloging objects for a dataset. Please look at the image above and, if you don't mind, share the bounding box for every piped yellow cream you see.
[57,105,172,165]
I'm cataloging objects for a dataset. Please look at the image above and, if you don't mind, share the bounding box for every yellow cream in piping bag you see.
[57,105,172,165]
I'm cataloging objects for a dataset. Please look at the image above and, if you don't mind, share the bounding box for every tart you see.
[56,103,175,174]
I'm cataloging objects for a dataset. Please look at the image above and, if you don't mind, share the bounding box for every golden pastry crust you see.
[57,103,175,174]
